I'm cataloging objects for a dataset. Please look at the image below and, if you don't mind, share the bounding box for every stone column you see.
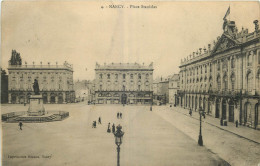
[63,92,66,103]
[47,93,50,104]
[24,95,27,104]
[212,99,216,117]
[8,93,11,104]
[226,101,229,121]
[55,96,58,104]
[219,98,223,119]
[16,94,19,104]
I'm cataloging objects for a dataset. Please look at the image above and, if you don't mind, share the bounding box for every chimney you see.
[208,44,211,52]
[203,47,207,53]
[253,20,259,32]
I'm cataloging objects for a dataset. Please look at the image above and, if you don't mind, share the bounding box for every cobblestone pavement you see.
[1,104,235,166]
[154,106,260,166]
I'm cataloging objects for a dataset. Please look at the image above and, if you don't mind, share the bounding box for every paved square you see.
[2,104,232,166]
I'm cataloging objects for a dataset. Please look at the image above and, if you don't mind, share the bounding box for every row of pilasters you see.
[7,91,71,104]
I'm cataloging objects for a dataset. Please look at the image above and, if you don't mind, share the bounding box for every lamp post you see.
[114,125,124,166]
[198,107,204,146]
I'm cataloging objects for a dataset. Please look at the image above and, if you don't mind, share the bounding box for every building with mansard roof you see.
[94,62,153,104]
[177,19,260,129]
[169,74,180,105]
[7,51,75,104]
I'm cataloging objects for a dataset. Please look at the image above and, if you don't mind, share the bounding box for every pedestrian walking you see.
[112,123,115,133]
[189,109,192,116]
[92,121,96,128]
[120,112,122,119]
[98,117,101,124]
[107,122,111,133]
[117,112,119,119]
[203,113,206,119]
[18,122,23,130]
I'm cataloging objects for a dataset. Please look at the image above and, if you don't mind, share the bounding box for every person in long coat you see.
[107,123,111,133]
[112,123,115,133]
[19,122,23,130]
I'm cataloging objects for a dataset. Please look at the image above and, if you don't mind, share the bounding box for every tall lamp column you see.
[114,125,124,166]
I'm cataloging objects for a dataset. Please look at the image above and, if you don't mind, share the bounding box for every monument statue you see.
[33,79,40,95]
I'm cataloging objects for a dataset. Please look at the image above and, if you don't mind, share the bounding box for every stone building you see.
[177,19,260,129]
[94,62,153,104]
[158,79,169,104]
[7,51,75,104]
[1,69,8,103]
[169,74,180,105]
[74,80,91,102]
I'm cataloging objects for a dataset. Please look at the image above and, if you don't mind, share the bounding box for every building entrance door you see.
[121,94,127,104]
[222,99,227,120]
[229,101,234,122]
[216,99,220,118]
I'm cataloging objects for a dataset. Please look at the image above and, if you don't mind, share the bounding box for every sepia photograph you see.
[1,1,260,166]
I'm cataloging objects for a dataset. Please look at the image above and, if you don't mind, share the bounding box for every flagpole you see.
[229,4,230,21]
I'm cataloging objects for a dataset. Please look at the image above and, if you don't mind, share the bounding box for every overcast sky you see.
[1,1,259,80]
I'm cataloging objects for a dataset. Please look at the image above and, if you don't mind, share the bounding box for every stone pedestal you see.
[28,95,45,116]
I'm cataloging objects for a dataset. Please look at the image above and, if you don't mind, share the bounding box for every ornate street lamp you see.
[198,107,204,146]
[114,125,124,166]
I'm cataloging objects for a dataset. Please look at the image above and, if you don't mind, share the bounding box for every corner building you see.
[178,19,260,129]
[7,53,75,104]
[94,63,153,104]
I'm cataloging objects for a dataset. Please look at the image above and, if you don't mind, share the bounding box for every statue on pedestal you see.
[33,79,40,95]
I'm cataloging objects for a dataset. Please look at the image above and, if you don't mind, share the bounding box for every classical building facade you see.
[177,19,260,129]
[94,62,153,104]
[169,74,180,105]
[7,51,75,104]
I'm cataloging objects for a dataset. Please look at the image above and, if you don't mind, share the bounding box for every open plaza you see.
[2,103,260,166]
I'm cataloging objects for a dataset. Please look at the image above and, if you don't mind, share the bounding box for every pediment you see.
[212,34,239,54]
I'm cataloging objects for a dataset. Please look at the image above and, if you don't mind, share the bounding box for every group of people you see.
[117,112,123,119]
[107,122,116,133]
[92,117,102,128]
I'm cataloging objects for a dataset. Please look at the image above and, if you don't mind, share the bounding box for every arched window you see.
[123,74,126,79]
[247,72,253,91]
[223,75,228,91]
[217,61,220,71]
[115,74,118,79]
[217,76,221,90]
[138,74,141,79]
[99,74,103,79]
[231,73,235,91]
[107,74,110,79]
[146,73,149,79]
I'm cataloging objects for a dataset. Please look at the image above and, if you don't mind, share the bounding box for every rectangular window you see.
[258,51,260,64]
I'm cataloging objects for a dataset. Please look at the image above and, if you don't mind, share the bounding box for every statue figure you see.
[33,79,40,95]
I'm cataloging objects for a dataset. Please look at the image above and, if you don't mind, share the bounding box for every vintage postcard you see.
[1,1,260,166]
